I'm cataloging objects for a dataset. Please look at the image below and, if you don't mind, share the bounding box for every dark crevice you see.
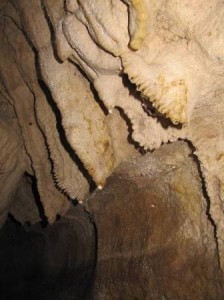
[38,79,96,193]
[121,73,183,130]
[7,213,22,227]
[116,106,145,154]
[25,172,48,227]
[40,0,63,63]
[68,59,109,116]
[111,74,145,153]
[90,79,109,116]
[185,140,220,265]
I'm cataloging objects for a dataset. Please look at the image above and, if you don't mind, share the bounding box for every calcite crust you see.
[1,0,224,272]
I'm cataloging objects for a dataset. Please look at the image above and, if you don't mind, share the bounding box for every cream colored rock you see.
[1,0,224,274]
[0,19,70,223]
[61,2,184,150]
[19,0,116,188]
[57,0,224,271]
[4,16,89,201]
[70,0,129,56]
[94,73,185,150]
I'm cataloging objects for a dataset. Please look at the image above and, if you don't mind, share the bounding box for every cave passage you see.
[0,205,97,300]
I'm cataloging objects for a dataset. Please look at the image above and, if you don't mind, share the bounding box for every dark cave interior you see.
[0,205,96,300]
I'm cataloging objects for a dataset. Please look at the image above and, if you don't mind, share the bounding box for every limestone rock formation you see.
[88,142,224,299]
[0,0,224,288]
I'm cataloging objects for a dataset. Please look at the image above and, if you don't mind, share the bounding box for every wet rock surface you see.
[87,141,224,300]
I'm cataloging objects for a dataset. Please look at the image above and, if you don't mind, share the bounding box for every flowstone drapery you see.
[1,0,224,274]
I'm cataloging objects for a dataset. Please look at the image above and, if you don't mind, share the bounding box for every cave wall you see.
[88,142,224,299]
[0,1,224,298]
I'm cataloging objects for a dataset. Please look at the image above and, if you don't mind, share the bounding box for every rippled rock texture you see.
[1,1,224,298]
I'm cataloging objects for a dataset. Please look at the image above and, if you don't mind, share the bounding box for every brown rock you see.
[87,141,224,300]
